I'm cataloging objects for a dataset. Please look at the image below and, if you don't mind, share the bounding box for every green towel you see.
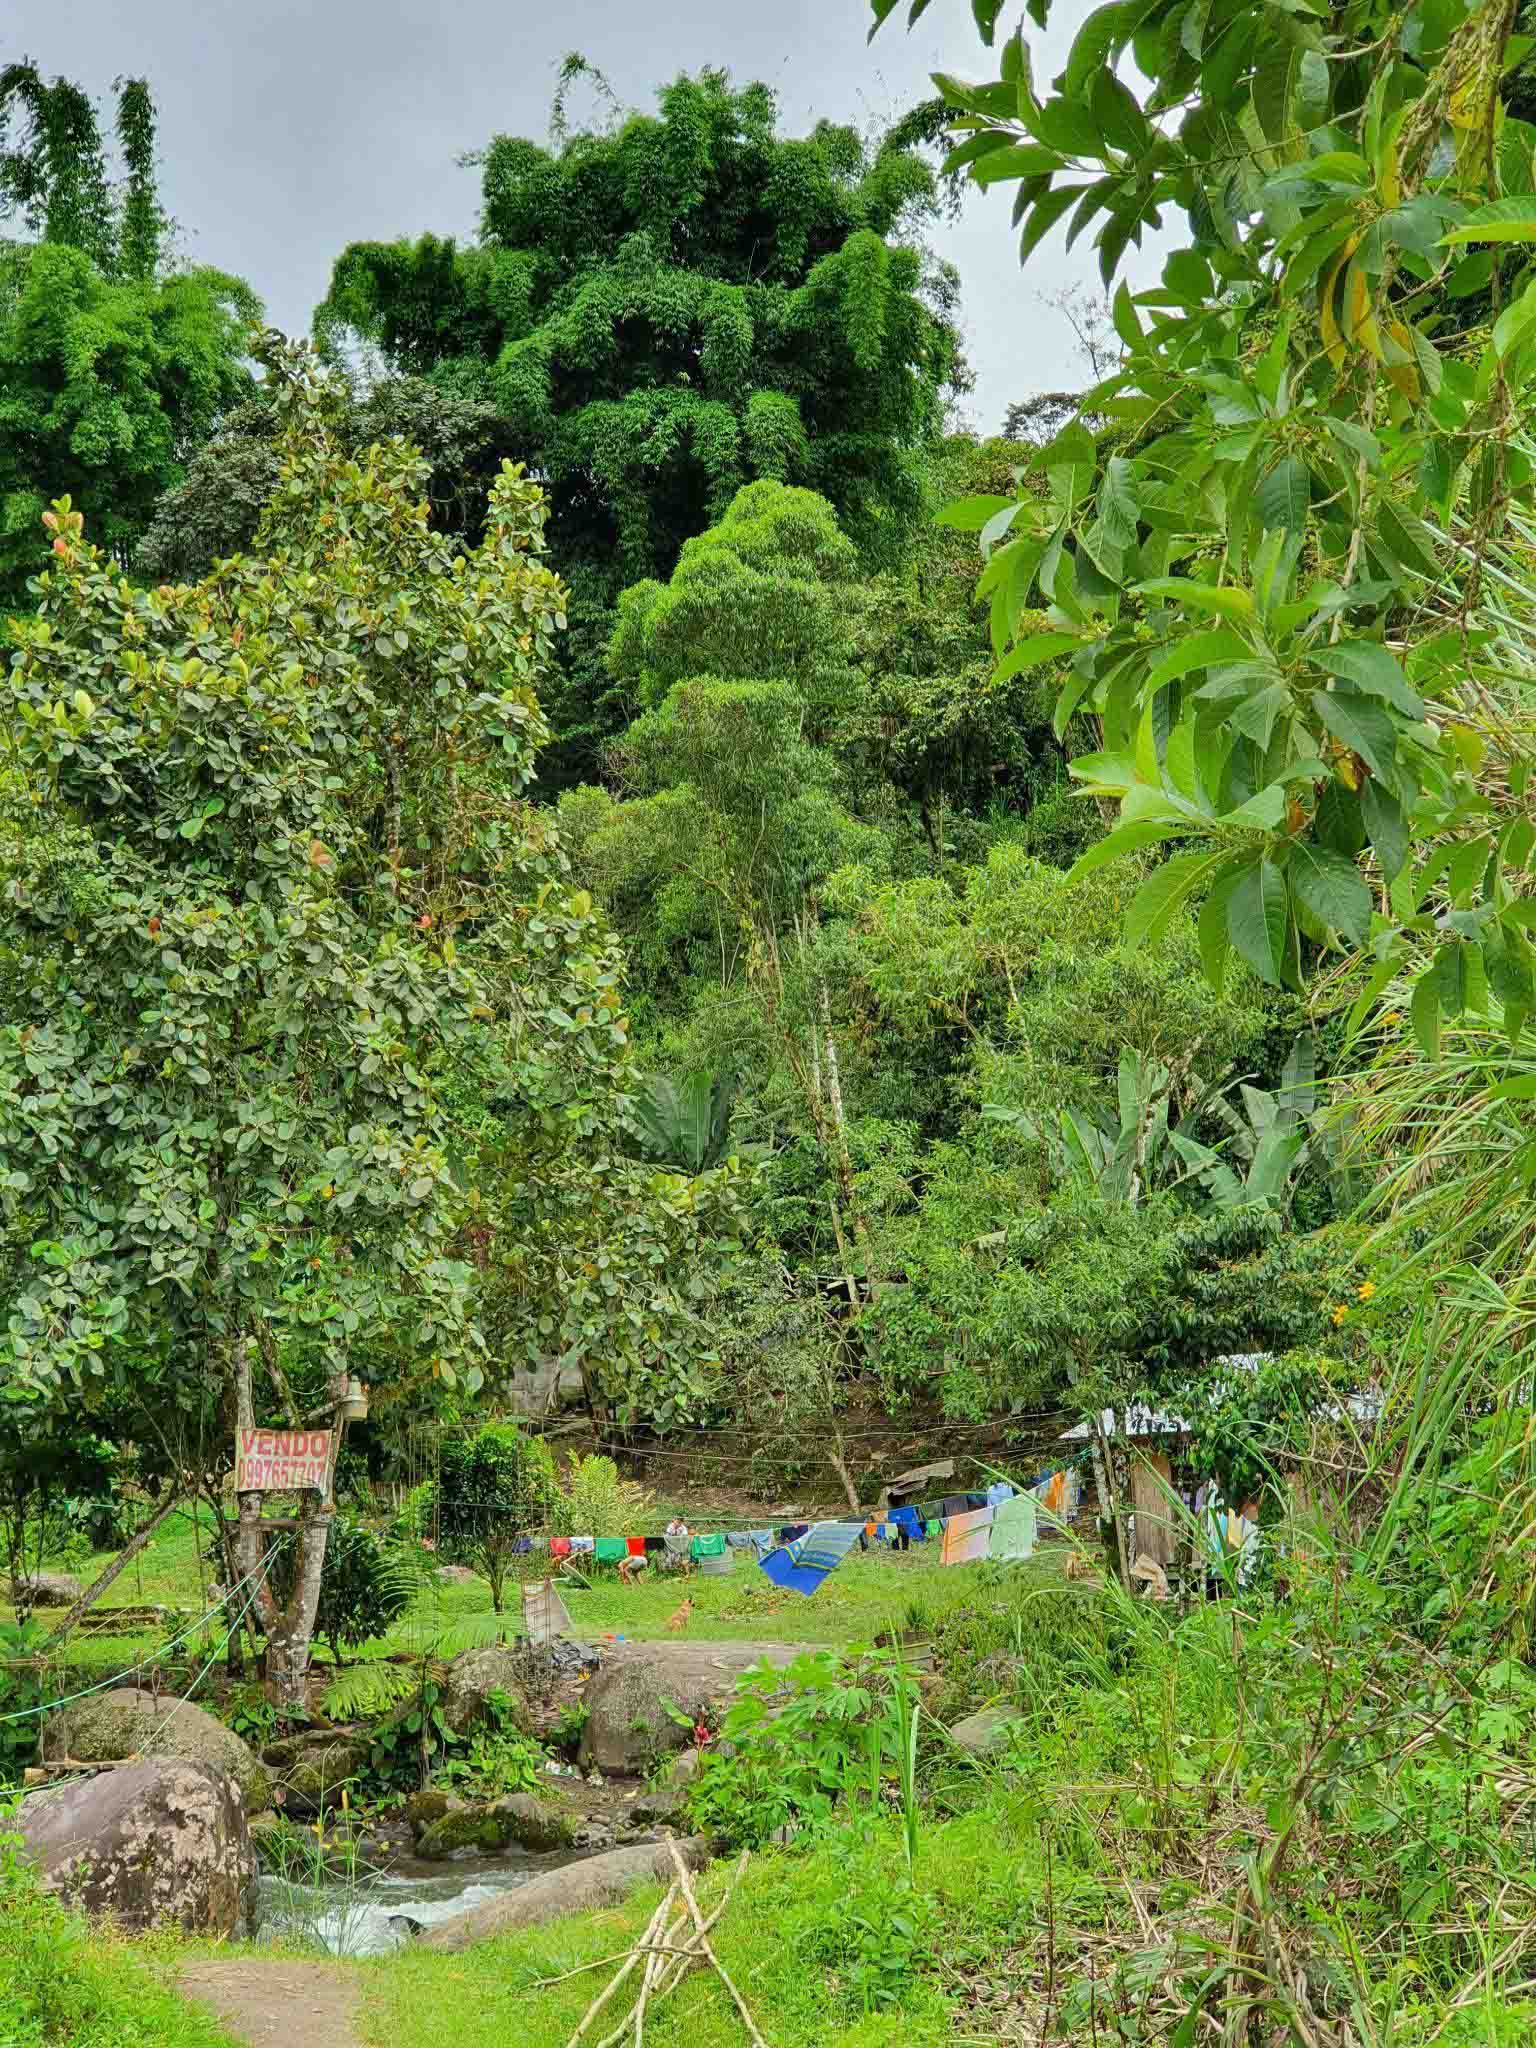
[690,1531,726,1559]
[925,1518,941,1539]
[594,1537,628,1563]
[988,1492,1036,1564]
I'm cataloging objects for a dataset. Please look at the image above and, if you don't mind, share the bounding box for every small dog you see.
[665,1596,693,1632]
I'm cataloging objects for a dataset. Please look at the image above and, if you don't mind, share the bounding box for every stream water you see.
[253,1852,552,1957]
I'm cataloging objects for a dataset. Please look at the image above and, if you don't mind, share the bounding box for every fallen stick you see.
[666,1839,769,2048]
[650,1852,748,2003]
[565,1885,676,2048]
[592,1905,689,2048]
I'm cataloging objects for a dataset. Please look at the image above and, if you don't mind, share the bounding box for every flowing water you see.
[254,1852,551,1957]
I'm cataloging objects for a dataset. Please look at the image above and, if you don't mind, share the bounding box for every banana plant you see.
[631,1070,735,1173]
[1169,1037,1331,1216]
[985,1048,1219,1206]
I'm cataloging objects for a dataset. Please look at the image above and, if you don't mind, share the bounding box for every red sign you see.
[235,1428,334,1492]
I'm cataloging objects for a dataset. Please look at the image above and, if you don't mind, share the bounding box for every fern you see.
[320,1660,416,1721]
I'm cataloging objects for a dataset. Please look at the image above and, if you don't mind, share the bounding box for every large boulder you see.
[579,1640,803,1776]
[9,1570,82,1609]
[416,1791,575,1860]
[15,1759,254,1936]
[45,1688,270,1814]
[441,1645,533,1737]
[421,1837,713,1951]
[261,1727,371,1813]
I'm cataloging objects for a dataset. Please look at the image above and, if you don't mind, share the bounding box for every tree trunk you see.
[818,982,882,1302]
[231,1337,336,1714]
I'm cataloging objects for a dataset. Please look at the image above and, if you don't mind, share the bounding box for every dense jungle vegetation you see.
[6,0,1536,2036]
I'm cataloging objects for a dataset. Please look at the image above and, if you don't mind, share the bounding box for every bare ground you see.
[179,1958,363,2048]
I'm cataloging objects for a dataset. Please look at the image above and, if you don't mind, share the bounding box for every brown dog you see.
[665,1597,693,1633]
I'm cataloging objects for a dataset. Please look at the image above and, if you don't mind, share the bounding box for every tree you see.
[0,68,259,605]
[133,378,516,584]
[872,0,1536,1055]
[315,70,963,781]
[430,1424,555,1613]
[0,336,732,1701]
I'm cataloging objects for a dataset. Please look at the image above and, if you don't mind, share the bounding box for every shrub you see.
[548,1454,649,1541]
[268,1513,416,1665]
[431,1425,556,1611]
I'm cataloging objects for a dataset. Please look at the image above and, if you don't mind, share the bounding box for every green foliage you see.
[879,0,1536,1061]
[797,1851,936,2016]
[872,1187,1347,1418]
[547,1452,648,1541]
[1,334,742,1455]
[439,1691,545,1798]
[0,1620,45,1779]
[0,244,258,605]
[684,1647,921,1848]
[631,1071,735,1172]
[0,66,160,277]
[267,1513,416,1664]
[431,1425,555,1609]
[134,378,519,585]
[316,71,961,779]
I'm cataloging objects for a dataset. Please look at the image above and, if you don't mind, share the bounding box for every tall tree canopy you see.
[0,338,746,1688]
[0,67,258,607]
[315,68,964,780]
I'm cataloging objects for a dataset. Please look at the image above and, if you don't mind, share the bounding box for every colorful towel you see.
[627,1536,646,1557]
[594,1538,628,1563]
[549,1537,571,1559]
[758,1546,825,1595]
[940,1506,993,1566]
[925,1518,941,1539]
[985,1482,1015,1508]
[988,1492,1036,1564]
[570,1535,594,1555]
[890,1506,926,1544]
[691,1531,727,1560]
[757,1519,863,1597]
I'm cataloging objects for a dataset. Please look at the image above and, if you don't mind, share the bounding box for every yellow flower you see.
[1331,1304,1349,1326]
[1357,1280,1376,1301]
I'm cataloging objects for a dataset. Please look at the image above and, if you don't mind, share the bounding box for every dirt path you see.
[179,1958,364,2048]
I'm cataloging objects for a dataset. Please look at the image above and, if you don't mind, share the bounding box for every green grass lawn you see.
[6,1507,1065,1696]
[358,1799,1051,2048]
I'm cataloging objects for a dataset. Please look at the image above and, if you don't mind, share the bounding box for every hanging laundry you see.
[549,1537,572,1559]
[643,1534,666,1555]
[889,1505,925,1549]
[988,1492,1036,1564]
[963,1490,988,1511]
[758,1519,863,1597]
[985,1481,1016,1509]
[627,1536,646,1557]
[593,1538,628,1563]
[925,1518,941,1540]
[940,1506,993,1566]
[690,1532,727,1561]
[570,1535,595,1555]
[940,1493,969,1518]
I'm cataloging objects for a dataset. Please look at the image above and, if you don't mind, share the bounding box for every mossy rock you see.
[415,1791,576,1859]
[416,1805,506,1859]
[45,1687,270,1814]
[487,1791,576,1853]
[404,1788,462,1838]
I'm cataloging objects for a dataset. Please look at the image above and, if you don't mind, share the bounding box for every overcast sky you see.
[4,1,1174,433]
